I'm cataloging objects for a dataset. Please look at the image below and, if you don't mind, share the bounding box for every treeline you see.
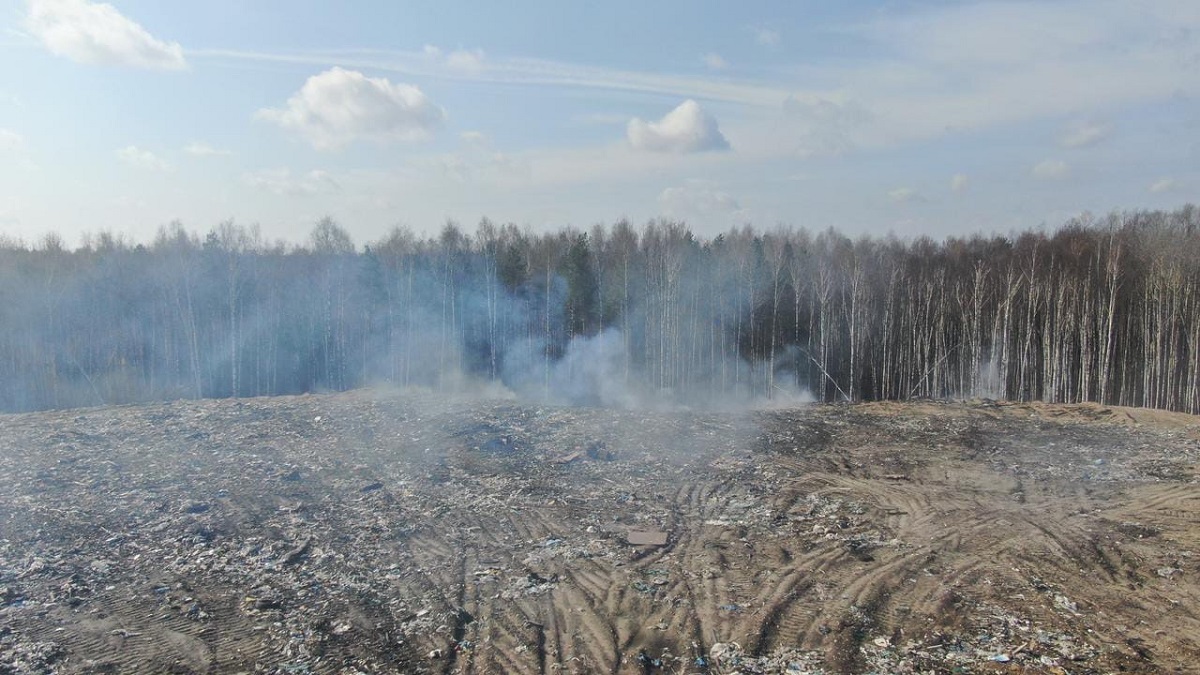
[1,206,1199,413]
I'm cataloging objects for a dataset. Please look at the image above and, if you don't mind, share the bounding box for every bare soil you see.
[1,391,1198,674]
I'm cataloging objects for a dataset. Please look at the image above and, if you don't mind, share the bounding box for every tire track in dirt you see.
[6,395,1200,673]
[754,457,1129,662]
[672,485,746,648]
[39,587,252,672]
[1120,483,1200,523]
[544,551,625,672]
[747,571,813,655]
[484,488,628,673]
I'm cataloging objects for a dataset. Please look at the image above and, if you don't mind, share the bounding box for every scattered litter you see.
[627,529,668,547]
[278,537,312,567]
[551,450,583,464]
[1053,594,1079,614]
[0,391,1192,673]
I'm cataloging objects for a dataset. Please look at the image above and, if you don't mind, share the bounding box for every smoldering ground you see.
[3,391,1196,673]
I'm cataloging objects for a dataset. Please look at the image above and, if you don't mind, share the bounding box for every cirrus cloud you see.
[25,0,186,70]
[627,99,730,153]
[257,67,445,151]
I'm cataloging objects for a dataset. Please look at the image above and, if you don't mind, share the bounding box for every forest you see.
[1,205,1198,414]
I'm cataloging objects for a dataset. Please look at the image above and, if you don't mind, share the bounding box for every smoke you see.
[0,221,821,413]
[496,327,812,411]
[549,330,646,408]
[341,246,817,411]
[970,341,1005,401]
[500,329,620,407]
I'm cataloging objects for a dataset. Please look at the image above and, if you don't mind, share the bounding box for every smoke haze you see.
[1,207,1199,414]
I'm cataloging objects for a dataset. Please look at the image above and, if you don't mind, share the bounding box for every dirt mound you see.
[1,392,1197,673]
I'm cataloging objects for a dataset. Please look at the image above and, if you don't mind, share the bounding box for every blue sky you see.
[0,0,1197,246]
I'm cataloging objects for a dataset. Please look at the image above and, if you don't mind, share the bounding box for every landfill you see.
[1,390,1198,673]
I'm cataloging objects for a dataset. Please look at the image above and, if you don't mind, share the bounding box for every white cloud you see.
[1031,159,1070,180]
[459,130,487,145]
[116,145,171,171]
[194,1,1200,149]
[243,168,339,196]
[1149,177,1177,193]
[421,44,486,74]
[445,48,485,73]
[183,141,230,157]
[433,136,531,185]
[863,3,1133,68]
[888,187,921,203]
[702,52,728,70]
[256,67,445,150]
[658,184,742,221]
[836,1,1200,150]
[781,95,873,156]
[25,0,185,70]
[627,99,730,153]
[950,174,969,192]
[0,129,23,152]
[754,27,780,47]
[1059,120,1112,148]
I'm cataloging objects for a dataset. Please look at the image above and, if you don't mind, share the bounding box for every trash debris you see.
[627,529,668,547]
[586,441,616,461]
[1053,594,1079,614]
[0,391,1193,673]
[278,537,312,567]
[551,450,583,465]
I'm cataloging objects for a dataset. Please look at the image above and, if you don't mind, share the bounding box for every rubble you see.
[0,391,1197,672]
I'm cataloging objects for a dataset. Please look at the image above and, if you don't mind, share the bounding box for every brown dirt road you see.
[1,392,1198,673]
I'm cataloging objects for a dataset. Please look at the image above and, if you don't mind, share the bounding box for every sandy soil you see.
[1,391,1198,674]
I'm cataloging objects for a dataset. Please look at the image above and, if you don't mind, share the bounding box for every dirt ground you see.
[1,391,1198,674]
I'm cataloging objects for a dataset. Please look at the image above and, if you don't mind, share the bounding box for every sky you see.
[0,0,1197,247]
